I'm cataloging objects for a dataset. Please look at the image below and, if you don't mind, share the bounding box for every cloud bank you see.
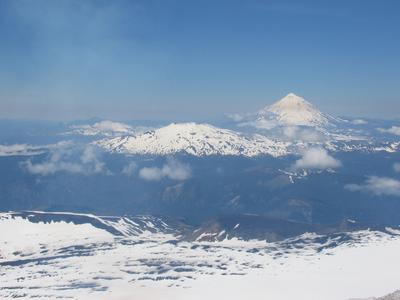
[139,158,191,181]
[24,158,83,175]
[283,126,323,142]
[378,126,400,136]
[352,119,368,125]
[294,148,341,170]
[22,144,108,176]
[237,119,277,130]
[69,120,134,137]
[345,176,400,197]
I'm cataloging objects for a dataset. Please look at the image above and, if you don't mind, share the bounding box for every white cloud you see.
[294,148,341,170]
[238,119,277,130]
[378,126,400,136]
[139,158,191,181]
[122,162,137,176]
[352,119,368,125]
[0,141,81,158]
[0,141,71,157]
[161,159,192,180]
[23,144,82,175]
[22,144,108,176]
[299,129,323,142]
[68,121,155,137]
[88,120,131,133]
[283,126,323,142]
[0,144,44,157]
[283,126,297,139]
[80,146,105,173]
[227,113,245,122]
[139,167,164,181]
[345,176,400,197]
[23,159,83,175]
[69,120,133,137]
[394,163,400,173]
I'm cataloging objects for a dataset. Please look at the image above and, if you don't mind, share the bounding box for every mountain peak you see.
[260,93,330,127]
[268,93,311,111]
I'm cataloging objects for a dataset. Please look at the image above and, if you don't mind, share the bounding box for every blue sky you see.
[0,0,399,121]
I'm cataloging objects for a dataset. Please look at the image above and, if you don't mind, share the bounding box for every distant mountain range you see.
[91,93,399,157]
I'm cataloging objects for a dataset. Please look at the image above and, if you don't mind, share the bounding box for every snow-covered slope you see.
[96,122,289,157]
[1,211,400,300]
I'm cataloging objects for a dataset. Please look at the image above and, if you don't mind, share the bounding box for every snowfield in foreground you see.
[1,213,400,300]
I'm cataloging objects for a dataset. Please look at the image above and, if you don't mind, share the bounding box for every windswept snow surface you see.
[1,212,400,300]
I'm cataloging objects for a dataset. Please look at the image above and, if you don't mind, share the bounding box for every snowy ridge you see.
[96,122,289,157]
[2,211,178,238]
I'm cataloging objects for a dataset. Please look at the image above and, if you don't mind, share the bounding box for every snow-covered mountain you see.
[236,93,341,129]
[96,122,289,157]
[95,121,400,157]
[260,93,337,127]
[226,93,398,152]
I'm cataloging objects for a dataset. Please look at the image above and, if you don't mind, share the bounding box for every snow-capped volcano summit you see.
[259,93,332,127]
[233,93,340,130]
